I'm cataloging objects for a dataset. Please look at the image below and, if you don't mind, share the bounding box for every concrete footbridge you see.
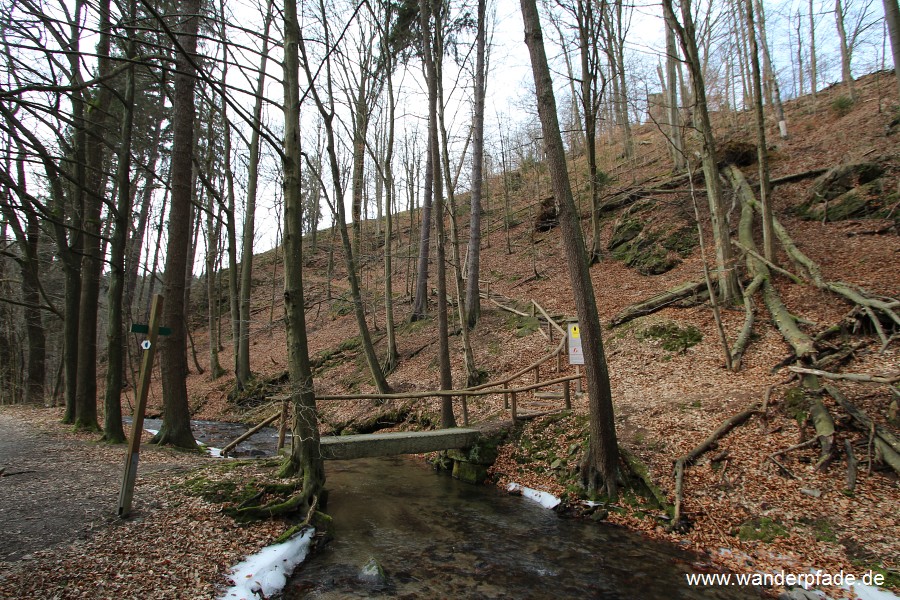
[319,428,481,460]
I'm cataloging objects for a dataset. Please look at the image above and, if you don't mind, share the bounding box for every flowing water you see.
[138,419,758,598]
[284,457,760,599]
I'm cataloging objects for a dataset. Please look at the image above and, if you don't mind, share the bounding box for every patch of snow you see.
[144,428,159,436]
[205,446,227,458]
[506,482,561,510]
[219,528,314,600]
[844,583,900,600]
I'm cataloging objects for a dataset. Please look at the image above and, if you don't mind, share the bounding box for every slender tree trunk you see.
[810,0,818,98]
[381,6,399,373]
[465,0,487,327]
[835,0,855,96]
[102,9,137,443]
[746,0,775,262]
[664,0,739,303]
[74,0,116,431]
[153,0,201,448]
[237,0,274,386]
[666,18,685,170]
[520,0,619,497]
[411,82,434,320]
[422,0,456,427]
[279,0,324,502]
[753,0,788,138]
[296,9,390,394]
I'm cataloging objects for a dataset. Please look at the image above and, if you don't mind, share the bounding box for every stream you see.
[143,420,759,598]
[284,457,760,599]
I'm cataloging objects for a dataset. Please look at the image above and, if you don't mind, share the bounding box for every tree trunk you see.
[835,0,855,96]
[236,0,274,387]
[665,18,685,170]
[809,0,818,98]
[520,0,619,498]
[426,0,456,427]
[74,0,115,431]
[753,0,788,138]
[465,0,487,328]
[280,0,325,503]
[102,11,137,443]
[153,0,201,448]
[296,8,390,395]
[411,73,435,320]
[664,0,739,303]
[746,0,775,262]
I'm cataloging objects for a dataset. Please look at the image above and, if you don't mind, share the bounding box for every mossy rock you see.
[607,218,644,249]
[661,226,698,257]
[735,517,788,542]
[452,460,489,484]
[800,179,893,221]
[636,322,702,353]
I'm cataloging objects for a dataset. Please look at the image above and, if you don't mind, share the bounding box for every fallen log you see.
[609,279,709,328]
[824,384,900,474]
[672,404,760,527]
[221,411,281,456]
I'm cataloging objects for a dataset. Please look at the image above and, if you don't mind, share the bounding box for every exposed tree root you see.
[742,179,900,342]
[672,404,760,530]
[729,165,817,361]
[825,384,900,474]
[788,366,900,385]
[809,397,836,471]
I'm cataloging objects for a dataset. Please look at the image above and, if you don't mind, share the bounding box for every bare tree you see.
[236,0,275,387]
[663,0,739,302]
[153,0,202,448]
[465,0,488,327]
[280,0,324,504]
[520,0,619,498]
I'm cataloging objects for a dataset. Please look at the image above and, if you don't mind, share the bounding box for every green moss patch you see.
[735,517,789,542]
[637,322,702,353]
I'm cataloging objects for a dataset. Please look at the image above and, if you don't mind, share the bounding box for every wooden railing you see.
[230,299,581,456]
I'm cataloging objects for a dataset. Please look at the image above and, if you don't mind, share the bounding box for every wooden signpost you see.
[118,294,165,518]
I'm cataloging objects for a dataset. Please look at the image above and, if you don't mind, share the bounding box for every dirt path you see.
[0,413,120,561]
[0,412,188,563]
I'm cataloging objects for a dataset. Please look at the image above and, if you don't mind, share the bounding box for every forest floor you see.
[2,73,899,599]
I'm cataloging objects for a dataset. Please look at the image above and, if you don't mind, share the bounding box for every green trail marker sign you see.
[129,323,172,336]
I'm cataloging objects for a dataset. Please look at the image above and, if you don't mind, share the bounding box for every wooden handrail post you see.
[511,391,518,421]
[533,365,539,384]
[556,350,561,373]
[462,395,469,426]
[503,391,509,409]
[563,380,571,410]
[576,365,583,394]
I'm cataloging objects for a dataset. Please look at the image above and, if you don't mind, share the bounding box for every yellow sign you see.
[567,322,584,365]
